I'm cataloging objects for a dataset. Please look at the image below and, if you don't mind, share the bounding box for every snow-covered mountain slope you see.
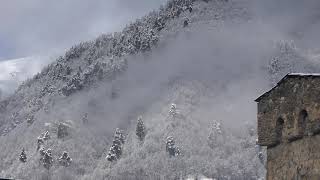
[1,0,320,179]
[0,56,54,96]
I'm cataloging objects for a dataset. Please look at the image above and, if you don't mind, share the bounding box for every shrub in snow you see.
[26,115,35,125]
[186,4,193,13]
[166,136,181,157]
[82,113,89,124]
[58,151,72,167]
[136,116,146,141]
[19,148,27,163]
[111,86,119,99]
[183,18,189,27]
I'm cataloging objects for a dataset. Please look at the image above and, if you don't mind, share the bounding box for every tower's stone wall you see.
[267,136,320,180]
[257,77,320,147]
[256,75,320,179]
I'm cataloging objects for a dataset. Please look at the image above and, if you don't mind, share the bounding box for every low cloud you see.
[0,56,55,95]
[0,0,166,59]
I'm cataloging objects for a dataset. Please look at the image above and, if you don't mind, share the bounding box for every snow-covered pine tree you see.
[165,136,181,157]
[42,148,54,170]
[169,103,177,118]
[37,135,44,151]
[38,147,46,166]
[106,144,122,162]
[114,128,126,144]
[43,130,50,141]
[39,147,46,156]
[106,128,125,162]
[58,151,72,167]
[36,130,51,151]
[19,148,27,163]
[207,121,224,149]
[136,116,146,141]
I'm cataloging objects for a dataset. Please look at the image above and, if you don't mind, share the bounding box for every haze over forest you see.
[1,0,320,179]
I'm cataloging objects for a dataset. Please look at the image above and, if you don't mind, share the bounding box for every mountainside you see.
[1,0,320,179]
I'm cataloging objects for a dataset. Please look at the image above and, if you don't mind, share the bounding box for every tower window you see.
[297,110,308,137]
[275,117,284,144]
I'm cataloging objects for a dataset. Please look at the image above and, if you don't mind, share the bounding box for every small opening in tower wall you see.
[275,117,284,144]
[298,109,308,137]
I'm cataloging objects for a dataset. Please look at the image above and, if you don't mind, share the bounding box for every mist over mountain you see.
[0,0,167,59]
[0,56,56,98]
[1,0,320,179]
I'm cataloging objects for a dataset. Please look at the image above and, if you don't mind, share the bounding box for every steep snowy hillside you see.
[1,0,320,179]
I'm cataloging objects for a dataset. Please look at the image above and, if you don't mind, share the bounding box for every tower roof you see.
[255,73,320,102]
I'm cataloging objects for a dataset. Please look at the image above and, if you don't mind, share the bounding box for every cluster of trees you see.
[0,0,196,137]
[107,104,182,163]
[58,151,73,167]
[50,0,194,89]
[20,129,73,170]
[39,148,73,169]
[51,0,195,98]
[15,98,265,179]
[20,148,72,170]
[166,136,181,157]
[55,0,196,98]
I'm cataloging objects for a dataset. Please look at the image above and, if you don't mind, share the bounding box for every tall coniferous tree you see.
[136,116,146,141]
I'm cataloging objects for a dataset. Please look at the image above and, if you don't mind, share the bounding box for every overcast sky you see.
[0,0,166,60]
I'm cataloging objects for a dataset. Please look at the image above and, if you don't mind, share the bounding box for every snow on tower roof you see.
[255,73,320,102]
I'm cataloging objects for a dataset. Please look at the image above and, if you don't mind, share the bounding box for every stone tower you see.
[255,73,320,180]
